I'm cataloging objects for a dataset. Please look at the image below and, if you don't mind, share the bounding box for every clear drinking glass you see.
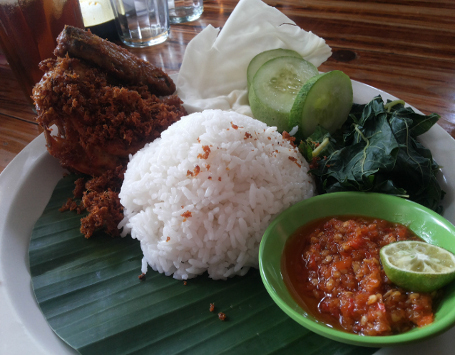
[110,0,170,48]
[168,0,203,24]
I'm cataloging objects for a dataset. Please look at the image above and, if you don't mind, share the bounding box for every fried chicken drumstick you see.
[33,26,187,238]
[54,25,176,96]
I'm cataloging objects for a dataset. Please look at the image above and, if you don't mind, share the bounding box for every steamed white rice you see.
[119,109,315,280]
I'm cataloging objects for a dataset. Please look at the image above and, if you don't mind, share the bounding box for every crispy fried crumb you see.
[187,165,201,177]
[61,166,126,238]
[197,145,211,159]
[218,312,227,321]
[288,156,302,168]
[282,131,296,147]
[194,165,201,176]
[181,211,192,218]
[80,189,124,238]
[73,177,86,198]
[80,166,126,238]
[60,197,83,214]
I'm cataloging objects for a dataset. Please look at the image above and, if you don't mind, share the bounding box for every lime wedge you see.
[380,241,455,292]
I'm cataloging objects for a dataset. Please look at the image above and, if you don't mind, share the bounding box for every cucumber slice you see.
[289,70,353,139]
[247,48,302,88]
[249,56,319,132]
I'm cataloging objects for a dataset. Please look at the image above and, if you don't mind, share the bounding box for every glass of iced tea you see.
[0,0,84,106]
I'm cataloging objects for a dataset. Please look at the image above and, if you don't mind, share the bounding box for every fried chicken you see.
[34,26,187,238]
[54,25,176,96]
[33,56,185,176]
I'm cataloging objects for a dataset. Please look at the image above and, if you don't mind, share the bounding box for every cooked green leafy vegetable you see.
[300,96,444,212]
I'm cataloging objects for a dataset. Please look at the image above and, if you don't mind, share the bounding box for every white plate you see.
[1,81,454,354]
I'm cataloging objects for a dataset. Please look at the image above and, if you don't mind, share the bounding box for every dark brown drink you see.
[0,0,84,105]
[85,19,119,42]
[79,0,119,42]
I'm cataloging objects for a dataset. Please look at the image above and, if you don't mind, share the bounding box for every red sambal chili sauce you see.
[281,216,439,336]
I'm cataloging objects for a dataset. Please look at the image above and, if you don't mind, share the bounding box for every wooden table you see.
[1,0,454,174]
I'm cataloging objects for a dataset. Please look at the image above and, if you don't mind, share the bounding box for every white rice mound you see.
[119,109,315,280]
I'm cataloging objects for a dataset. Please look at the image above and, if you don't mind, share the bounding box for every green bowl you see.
[259,192,455,347]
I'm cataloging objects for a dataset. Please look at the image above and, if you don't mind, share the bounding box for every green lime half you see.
[380,241,455,293]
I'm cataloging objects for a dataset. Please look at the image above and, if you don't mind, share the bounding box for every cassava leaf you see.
[386,101,440,137]
[29,175,376,355]
[302,96,444,212]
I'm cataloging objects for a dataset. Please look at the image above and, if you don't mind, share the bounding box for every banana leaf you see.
[29,175,377,355]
